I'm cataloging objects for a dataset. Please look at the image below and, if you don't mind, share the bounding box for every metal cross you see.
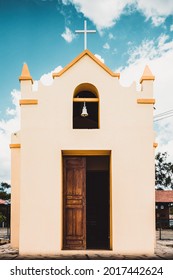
[75,20,96,50]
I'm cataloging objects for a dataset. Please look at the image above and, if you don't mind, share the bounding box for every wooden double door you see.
[63,156,110,250]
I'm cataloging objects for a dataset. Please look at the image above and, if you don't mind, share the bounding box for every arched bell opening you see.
[73,83,99,129]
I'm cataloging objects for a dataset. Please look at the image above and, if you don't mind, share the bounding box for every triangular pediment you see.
[52,49,120,78]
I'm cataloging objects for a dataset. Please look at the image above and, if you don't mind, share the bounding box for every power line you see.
[154,114,173,122]
[154,109,173,122]
[154,109,173,119]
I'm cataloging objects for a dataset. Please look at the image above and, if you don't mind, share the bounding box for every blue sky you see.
[0,0,173,182]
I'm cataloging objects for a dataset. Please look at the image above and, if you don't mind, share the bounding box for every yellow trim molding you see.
[140,76,155,84]
[62,150,111,156]
[74,83,99,98]
[73,98,99,102]
[153,143,158,148]
[19,76,33,84]
[137,99,155,105]
[53,50,120,79]
[9,144,21,149]
[19,99,38,105]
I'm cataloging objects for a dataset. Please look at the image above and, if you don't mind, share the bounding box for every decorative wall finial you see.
[19,63,33,84]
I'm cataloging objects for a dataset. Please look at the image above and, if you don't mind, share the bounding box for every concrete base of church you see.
[3,238,173,259]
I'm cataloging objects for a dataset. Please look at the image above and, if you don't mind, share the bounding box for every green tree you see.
[155,152,173,189]
[0,182,11,200]
[0,212,6,223]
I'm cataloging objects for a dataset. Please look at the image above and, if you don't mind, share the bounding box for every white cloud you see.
[120,37,173,111]
[127,41,133,46]
[61,27,76,43]
[151,16,165,26]
[62,0,132,31]
[112,48,118,54]
[62,0,173,30]
[155,120,173,145]
[158,139,173,163]
[6,108,16,116]
[40,66,63,86]
[155,118,173,163]
[94,54,105,63]
[158,34,169,47]
[109,33,116,40]
[103,43,110,50]
[32,66,63,90]
[136,0,173,26]
[170,24,173,31]
[0,90,21,183]
[119,37,173,161]
[127,34,172,64]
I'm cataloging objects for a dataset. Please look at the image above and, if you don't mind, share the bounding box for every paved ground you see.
[0,239,173,260]
[0,229,172,260]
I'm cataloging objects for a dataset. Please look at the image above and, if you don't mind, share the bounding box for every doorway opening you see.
[63,154,110,250]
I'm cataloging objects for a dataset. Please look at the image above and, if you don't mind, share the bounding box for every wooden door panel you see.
[74,169,83,195]
[66,169,73,195]
[63,157,86,250]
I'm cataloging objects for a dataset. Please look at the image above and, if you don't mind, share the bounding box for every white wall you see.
[12,54,155,255]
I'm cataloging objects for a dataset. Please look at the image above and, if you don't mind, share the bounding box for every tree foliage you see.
[0,212,6,223]
[155,152,173,189]
[0,182,11,200]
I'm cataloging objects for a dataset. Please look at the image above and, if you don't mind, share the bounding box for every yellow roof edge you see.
[140,75,155,84]
[19,76,33,84]
[52,49,120,79]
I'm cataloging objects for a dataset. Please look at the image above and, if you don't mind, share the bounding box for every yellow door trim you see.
[62,150,112,250]
[62,150,111,156]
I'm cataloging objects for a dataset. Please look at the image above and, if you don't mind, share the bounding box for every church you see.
[10,47,157,256]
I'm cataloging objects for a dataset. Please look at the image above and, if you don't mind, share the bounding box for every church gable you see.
[17,52,155,134]
[52,49,120,79]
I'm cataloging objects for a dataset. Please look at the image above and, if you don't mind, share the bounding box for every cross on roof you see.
[75,20,96,50]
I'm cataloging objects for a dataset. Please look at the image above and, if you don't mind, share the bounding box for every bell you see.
[81,102,88,117]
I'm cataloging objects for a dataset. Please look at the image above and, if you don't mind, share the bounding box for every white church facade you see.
[10,49,157,255]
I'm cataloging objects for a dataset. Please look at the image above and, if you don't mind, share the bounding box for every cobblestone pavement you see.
[0,240,173,260]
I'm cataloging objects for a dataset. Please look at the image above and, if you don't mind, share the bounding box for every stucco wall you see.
[10,133,20,248]
[11,54,155,255]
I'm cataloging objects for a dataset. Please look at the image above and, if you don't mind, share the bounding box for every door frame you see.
[62,150,112,250]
